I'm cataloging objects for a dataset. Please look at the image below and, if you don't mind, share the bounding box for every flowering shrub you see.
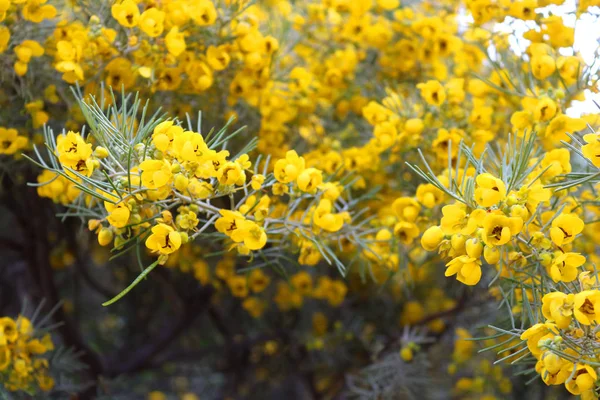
[1,0,600,398]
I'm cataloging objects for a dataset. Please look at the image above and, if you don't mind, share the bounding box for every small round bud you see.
[94,146,109,158]
[88,219,101,232]
[484,246,500,264]
[180,232,189,244]
[465,238,483,258]
[421,226,444,251]
[98,228,113,247]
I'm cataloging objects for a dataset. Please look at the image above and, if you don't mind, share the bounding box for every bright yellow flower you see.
[542,292,574,329]
[145,223,181,255]
[165,27,186,56]
[274,150,305,183]
[481,213,523,247]
[56,131,95,176]
[549,252,585,283]
[297,168,323,194]
[445,255,482,286]
[139,8,165,37]
[417,80,446,107]
[550,213,584,246]
[139,159,172,189]
[313,199,345,232]
[111,0,140,27]
[474,173,506,207]
[0,128,27,155]
[582,133,600,167]
[573,290,600,325]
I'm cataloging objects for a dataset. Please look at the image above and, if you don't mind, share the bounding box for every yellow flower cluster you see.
[1,0,600,396]
[0,316,55,393]
[520,284,600,397]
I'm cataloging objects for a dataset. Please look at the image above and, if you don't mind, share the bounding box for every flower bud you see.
[400,347,413,362]
[174,174,189,192]
[420,226,444,251]
[510,205,528,220]
[88,219,101,232]
[180,232,189,244]
[465,238,483,258]
[484,246,500,264]
[98,228,113,247]
[94,146,109,158]
[450,233,466,252]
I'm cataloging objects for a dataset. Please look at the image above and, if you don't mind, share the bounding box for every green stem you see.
[102,260,160,306]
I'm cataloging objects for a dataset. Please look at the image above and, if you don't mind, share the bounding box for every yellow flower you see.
[0,128,28,155]
[215,211,267,250]
[557,56,582,85]
[510,110,533,132]
[111,0,140,27]
[540,148,571,180]
[550,213,584,246]
[56,131,95,176]
[22,0,57,23]
[440,204,483,235]
[581,133,600,167]
[251,174,265,190]
[0,346,10,371]
[165,27,186,57]
[190,0,217,26]
[421,226,444,251]
[0,317,17,345]
[227,275,248,298]
[573,290,600,325]
[0,26,10,54]
[297,168,323,194]
[242,297,266,318]
[481,213,523,247]
[145,223,181,255]
[139,8,165,37]
[291,271,313,295]
[313,199,345,232]
[274,150,305,183]
[104,198,131,228]
[417,80,446,106]
[533,97,557,122]
[445,255,482,286]
[235,220,267,250]
[392,197,421,222]
[530,54,556,80]
[544,115,586,144]
[139,159,172,189]
[549,252,585,283]
[249,269,270,293]
[217,161,244,186]
[542,292,574,329]
[474,173,506,207]
[416,183,444,208]
[394,221,420,245]
[206,45,231,71]
[519,323,557,358]
[565,364,597,395]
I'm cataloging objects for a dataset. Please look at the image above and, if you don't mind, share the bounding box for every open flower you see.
[550,213,584,247]
[549,252,585,283]
[481,213,523,247]
[474,173,506,207]
[542,292,574,329]
[445,255,482,286]
[56,131,95,176]
[145,224,181,255]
